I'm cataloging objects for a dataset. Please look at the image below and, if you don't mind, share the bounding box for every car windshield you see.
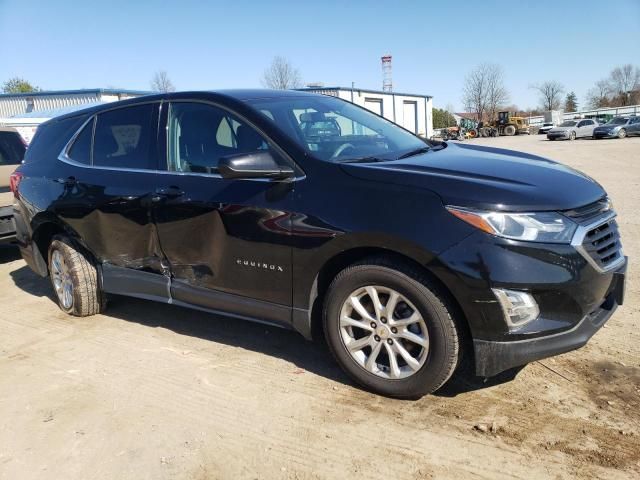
[607,117,628,125]
[245,95,428,162]
[543,123,553,126]
[560,121,577,127]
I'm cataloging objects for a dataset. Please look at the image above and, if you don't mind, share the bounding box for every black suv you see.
[12,90,626,398]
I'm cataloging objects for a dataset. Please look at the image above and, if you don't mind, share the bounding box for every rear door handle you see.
[56,176,77,187]
[154,186,185,198]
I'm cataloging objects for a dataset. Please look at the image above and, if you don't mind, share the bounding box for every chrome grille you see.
[583,219,622,268]
[571,211,624,273]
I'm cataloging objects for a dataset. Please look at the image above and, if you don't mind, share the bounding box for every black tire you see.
[323,257,460,399]
[569,131,576,140]
[504,125,516,136]
[618,128,627,139]
[48,235,105,316]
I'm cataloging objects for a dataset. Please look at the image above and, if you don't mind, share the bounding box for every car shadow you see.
[9,264,352,387]
[10,263,509,398]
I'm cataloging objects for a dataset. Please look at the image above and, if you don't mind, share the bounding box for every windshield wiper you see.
[396,146,430,160]
[338,156,387,164]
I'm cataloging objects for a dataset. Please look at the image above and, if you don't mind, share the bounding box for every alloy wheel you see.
[339,286,429,379]
[51,250,73,310]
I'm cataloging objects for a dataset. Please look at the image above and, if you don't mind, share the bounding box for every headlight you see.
[447,207,577,243]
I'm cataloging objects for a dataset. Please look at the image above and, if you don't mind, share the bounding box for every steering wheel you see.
[330,143,356,160]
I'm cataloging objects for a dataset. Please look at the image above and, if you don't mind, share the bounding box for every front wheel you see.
[569,131,576,140]
[48,235,105,316]
[618,128,627,139]
[323,259,460,399]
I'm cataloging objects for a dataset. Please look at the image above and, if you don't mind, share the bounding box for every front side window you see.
[608,117,628,125]
[67,118,94,165]
[93,104,157,169]
[248,95,427,163]
[167,102,269,174]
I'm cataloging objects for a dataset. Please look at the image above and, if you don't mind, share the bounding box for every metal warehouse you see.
[299,86,434,139]
[0,89,148,143]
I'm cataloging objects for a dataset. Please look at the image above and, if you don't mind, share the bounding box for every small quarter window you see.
[93,104,157,170]
[68,118,94,165]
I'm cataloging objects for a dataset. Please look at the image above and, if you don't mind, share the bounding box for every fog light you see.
[492,288,540,330]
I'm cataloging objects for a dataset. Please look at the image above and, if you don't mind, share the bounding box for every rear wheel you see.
[323,258,460,399]
[48,235,105,316]
[618,128,627,139]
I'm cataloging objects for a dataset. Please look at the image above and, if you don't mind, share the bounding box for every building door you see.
[364,98,383,116]
[403,101,417,133]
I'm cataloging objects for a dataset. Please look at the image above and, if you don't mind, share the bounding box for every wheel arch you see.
[29,216,92,277]
[301,246,474,369]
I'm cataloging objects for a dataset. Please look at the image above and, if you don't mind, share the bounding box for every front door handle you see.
[154,186,185,198]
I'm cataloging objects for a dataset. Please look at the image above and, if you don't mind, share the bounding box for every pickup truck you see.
[0,127,26,244]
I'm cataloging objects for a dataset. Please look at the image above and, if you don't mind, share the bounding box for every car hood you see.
[548,126,574,132]
[595,124,620,130]
[340,142,605,211]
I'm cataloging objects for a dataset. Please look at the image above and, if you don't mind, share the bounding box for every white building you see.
[0,89,148,143]
[299,87,434,139]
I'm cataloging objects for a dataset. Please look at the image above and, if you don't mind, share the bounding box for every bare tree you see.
[586,80,611,109]
[262,56,302,90]
[532,81,565,110]
[150,70,175,93]
[462,65,488,122]
[485,64,509,122]
[462,63,508,122]
[608,64,640,105]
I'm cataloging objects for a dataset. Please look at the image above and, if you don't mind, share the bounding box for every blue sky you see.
[1,0,639,111]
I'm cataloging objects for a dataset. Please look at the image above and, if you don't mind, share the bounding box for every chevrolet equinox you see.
[11,90,627,398]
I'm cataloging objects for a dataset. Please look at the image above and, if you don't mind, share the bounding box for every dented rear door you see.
[54,102,167,275]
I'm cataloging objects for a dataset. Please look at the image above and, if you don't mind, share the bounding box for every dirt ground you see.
[1,134,639,480]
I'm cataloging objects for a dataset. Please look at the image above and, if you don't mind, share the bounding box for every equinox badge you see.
[236,258,284,272]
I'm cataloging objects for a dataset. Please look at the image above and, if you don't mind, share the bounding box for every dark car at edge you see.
[10,90,627,398]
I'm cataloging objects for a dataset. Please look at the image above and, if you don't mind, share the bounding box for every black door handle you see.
[154,186,184,198]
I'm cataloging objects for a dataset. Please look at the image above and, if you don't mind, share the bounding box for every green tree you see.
[433,108,457,129]
[2,77,40,93]
[564,92,578,112]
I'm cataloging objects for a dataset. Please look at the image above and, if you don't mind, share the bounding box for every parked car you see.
[0,126,27,244]
[12,91,626,398]
[546,119,598,140]
[538,122,555,134]
[593,116,640,139]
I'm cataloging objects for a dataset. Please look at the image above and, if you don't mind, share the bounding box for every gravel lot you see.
[1,134,639,480]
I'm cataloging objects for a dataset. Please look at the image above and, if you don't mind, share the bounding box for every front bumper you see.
[547,132,568,139]
[0,204,16,244]
[593,130,617,138]
[473,262,625,376]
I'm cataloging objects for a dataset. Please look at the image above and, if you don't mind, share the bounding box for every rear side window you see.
[67,118,94,165]
[93,104,158,170]
[0,131,26,165]
[24,116,85,164]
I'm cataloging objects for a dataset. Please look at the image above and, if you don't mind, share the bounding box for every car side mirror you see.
[218,151,294,180]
